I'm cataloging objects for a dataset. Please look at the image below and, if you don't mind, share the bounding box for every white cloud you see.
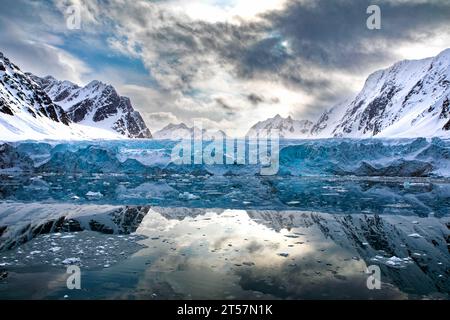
[0,16,91,84]
[163,0,289,24]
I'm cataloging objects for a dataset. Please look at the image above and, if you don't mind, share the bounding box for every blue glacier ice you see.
[1,138,450,176]
[0,138,450,216]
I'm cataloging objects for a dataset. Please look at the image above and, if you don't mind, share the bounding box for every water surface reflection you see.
[1,205,448,299]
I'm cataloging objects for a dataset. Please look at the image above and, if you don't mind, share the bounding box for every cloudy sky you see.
[0,0,449,135]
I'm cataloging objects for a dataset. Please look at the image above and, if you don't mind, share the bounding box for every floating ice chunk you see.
[30,251,41,255]
[371,255,413,268]
[86,191,103,199]
[50,247,61,253]
[408,233,423,239]
[178,192,200,200]
[61,235,75,239]
[62,257,81,265]
[287,201,300,205]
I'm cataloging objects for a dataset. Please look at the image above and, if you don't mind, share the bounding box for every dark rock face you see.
[444,120,450,131]
[0,98,14,116]
[360,86,398,136]
[440,99,450,131]
[439,98,450,120]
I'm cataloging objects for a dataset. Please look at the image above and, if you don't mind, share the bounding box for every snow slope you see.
[311,49,450,138]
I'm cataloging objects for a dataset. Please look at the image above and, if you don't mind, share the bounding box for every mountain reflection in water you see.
[0,205,448,300]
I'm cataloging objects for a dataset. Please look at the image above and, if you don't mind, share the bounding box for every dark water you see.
[0,204,448,300]
[1,173,450,216]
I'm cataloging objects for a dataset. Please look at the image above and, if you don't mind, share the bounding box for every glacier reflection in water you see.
[0,205,449,299]
[1,174,450,216]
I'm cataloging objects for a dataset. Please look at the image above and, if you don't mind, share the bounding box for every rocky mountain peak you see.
[247,114,313,139]
[32,75,152,139]
[311,48,450,138]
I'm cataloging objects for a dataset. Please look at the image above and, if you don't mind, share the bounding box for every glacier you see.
[1,138,449,177]
[1,138,450,216]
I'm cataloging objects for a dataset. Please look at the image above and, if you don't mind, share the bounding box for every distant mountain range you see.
[246,114,313,138]
[153,123,227,140]
[2,49,450,141]
[0,51,151,141]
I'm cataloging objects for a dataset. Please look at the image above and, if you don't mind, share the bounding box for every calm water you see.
[0,204,448,300]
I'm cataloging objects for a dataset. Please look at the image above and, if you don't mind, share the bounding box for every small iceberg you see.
[86,191,103,199]
[62,257,81,265]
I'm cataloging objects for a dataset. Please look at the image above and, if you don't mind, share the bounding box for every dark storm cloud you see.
[247,94,265,105]
[215,98,234,111]
[263,0,450,70]
[246,94,281,106]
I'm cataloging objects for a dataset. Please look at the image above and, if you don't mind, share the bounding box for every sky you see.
[0,0,449,136]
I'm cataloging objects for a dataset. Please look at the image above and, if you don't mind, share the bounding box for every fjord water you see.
[0,139,449,299]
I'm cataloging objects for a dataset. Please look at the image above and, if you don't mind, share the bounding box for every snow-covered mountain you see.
[153,123,227,140]
[247,114,313,138]
[0,51,151,141]
[311,49,450,138]
[1,52,78,140]
[31,75,152,139]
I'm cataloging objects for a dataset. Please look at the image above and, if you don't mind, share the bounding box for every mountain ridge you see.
[311,48,450,138]
[31,74,152,139]
[153,123,227,140]
[0,51,151,141]
[246,114,313,139]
